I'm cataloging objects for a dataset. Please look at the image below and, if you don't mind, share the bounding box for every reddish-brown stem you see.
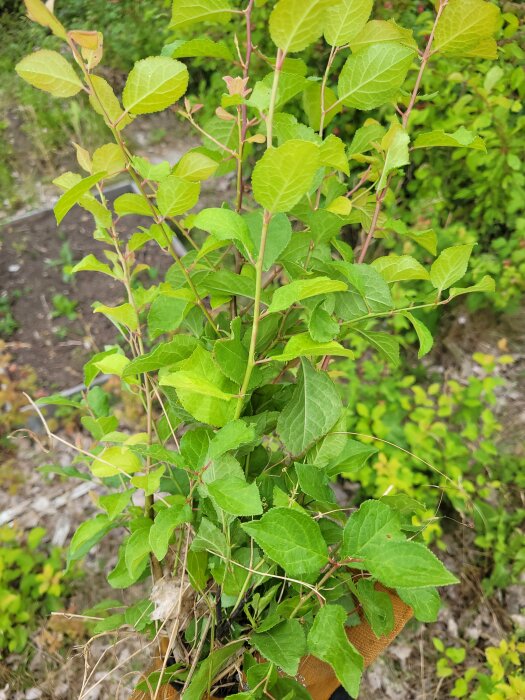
[402,0,449,128]
[357,182,389,264]
[345,165,372,198]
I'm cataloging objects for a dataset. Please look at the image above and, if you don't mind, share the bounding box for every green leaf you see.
[92,143,126,176]
[271,333,354,362]
[277,359,342,456]
[372,254,429,282]
[193,208,254,256]
[324,0,373,47]
[182,641,244,700]
[148,295,188,340]
[160,346,237,427]
[269,0,331,53]
[94,302,138,332]
[244,211,292,271]
[242,508,329,577]
[68,515,112,565]
[341,500,403,559]
[376,122,410,191]
[309,305,339,343]
[413,127,486,151]
[125,526,152,578]
[302,82,341,131]
[268,277,347,314]
[402,312,434,359]
[430,244,475,294]
[397,587,440,622]
[251,140,320,213]
[348,121,386,158]
[164,37,233,61]
[174,150,219,181]
[434,0,500,59]
[123,336,198,376]
[89,75,132,130]
[252,620,307,676]
[349,19,418,52]
[170,0,235,31]
[149,500,193,561]
[131,466,166,496]
[122,57,189,115]
[214,335,249,386]
[54,172,106,224]
[161,371,234,401]
[308,605,363,697]
[208,421,256,459]
[200,271,254,302]
[91,446,142,479]
[114,193,153,217]
[99,491,134,520]
[319,135,349,175]
[338,42,415,111]
[209,478,263,516]
[328,440,378,475]
[71,254,115,278]
[353,329,400,367]
[16,49,83,97]
[157,175,200,217]
[356,579,394,637]
[295,463,335,502]
[366,541,459,588]
[131,155,171,182]
[191,518,228,557]
[449,275,495,299]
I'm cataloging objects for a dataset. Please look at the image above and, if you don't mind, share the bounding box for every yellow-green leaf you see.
[251,140,319,213]
[91,446,142,478]
[324,0,373,47]
[433,0,500,59]
[16,50,83,98]
[270,0,331,53]
[170,0,234,30]
[157,175,200,217]
[123,57,189,115]
[338,42,415,111]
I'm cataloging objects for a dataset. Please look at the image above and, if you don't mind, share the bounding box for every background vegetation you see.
[1,0,523,698]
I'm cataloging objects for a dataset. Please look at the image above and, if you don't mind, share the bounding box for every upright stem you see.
[234,211,271,418]
[266,49,285,148]
[357,181,389,264]
[402,0,449,128]
[68,39,219,335]
[358,0,448,263]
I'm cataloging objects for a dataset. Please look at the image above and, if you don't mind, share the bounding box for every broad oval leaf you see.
[170,0,234,31]
[268,277,347,314]
[122,57,189,115]
[433,0,500,59]
[269,0,331,53]
[252,620,306,676]
[242,507,329,577]
[16,49,83,98]
[277,358,343,456]
[157,174,200,217]
[91,446,142,478]
[429,244,475,294]
[324,0,373,47]
[251,140,320,213]
[308,605,363,697]
[337,42,415,111]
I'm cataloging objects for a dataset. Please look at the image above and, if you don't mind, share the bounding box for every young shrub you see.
[16,0,503,696]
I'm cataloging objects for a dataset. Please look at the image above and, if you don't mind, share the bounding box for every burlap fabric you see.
[131,587,413,700]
